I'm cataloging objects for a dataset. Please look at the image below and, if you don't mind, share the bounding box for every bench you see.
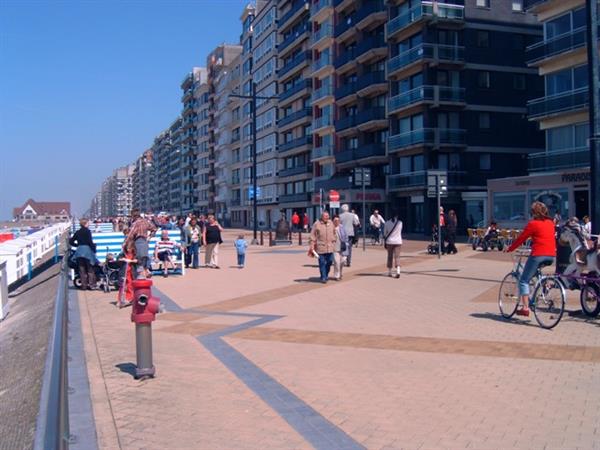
[91,231,186,276]
[72,222,115,234]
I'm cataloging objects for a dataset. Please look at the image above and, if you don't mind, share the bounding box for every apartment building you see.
[385,0,543,233]
[196,75,211,213]
[487,0,597,227]
[181,67,208,213]
[132,149,154,213]
[277,0,314,220]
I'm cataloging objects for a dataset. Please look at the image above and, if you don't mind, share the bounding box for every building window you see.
[479,153,491,170]
[476,0,490,8]
[512,0,523,12]
[493,192,526,222]
[476,31,490,48]
[513,74,526,90]
[479,113,491,129]
[477,71,491,89]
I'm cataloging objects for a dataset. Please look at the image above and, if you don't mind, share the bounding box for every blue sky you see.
[0,0,248,219]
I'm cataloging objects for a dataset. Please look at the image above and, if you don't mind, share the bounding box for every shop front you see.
[487,169,590,229]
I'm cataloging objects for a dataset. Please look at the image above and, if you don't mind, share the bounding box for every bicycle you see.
[498,250,566,329]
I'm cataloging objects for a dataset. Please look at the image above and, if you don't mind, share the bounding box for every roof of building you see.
[13,199,71,217]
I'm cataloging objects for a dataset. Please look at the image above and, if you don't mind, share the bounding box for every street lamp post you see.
[586,0,600,234]
[230,81,278,244]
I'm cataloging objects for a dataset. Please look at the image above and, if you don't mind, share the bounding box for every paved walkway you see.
[75,232,600,449]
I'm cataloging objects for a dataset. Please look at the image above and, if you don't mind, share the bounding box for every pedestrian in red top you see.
[507,201,556,316]
[292,211,300,231]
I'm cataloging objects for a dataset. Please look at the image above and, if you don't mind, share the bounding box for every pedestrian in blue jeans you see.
[234,234,248,268]
[308,211,337,283]
[184,217,202,269]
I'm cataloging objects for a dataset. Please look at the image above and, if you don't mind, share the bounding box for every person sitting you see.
[104,253,120,271]
[483,221,499,244]
[154,230,184,277]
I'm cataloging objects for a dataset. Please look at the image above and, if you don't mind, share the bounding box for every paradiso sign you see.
[561,172,591,183]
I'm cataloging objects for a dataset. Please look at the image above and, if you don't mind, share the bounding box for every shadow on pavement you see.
[116,363,137,378]
[293,277,325,283]
[470,312,539,328]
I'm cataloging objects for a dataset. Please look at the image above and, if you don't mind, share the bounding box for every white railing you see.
[0,222,70,288]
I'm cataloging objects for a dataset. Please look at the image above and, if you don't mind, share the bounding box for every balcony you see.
[334,47,357,70]
[279,192,311,203]
[356,71,386,94]
[526,27,593,65]
[387,44,464,78]
[279,135,313,153]
[312,55,333,76]
[388,85,465,114]
[181,72,194,89]
[335,143,386,164]
[278,107,312,128]
[386,1,464,41]
[336,108,386,133]
[279,23,311,54]
[311,144,334,161]
[311,0,333,21]
[230,199,242,207]
[280,1,309,29]
[388,128,466,151]
[313,115,334,132]
[527,88,589,119]
[314,176,353,191]
[279,79,312,102]
[355,35,386,62]
[311,24,334,48]
[335,81,357,101]
[279,165,311,178]
[311,83,334,103]
[528,147,590,172]
[387,171,427,190]
[279,51,311,78]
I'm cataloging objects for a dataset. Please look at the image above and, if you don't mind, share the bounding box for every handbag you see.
[383,220,401,249]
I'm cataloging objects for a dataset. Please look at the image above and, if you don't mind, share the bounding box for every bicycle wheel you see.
[498,272,520,318]
[580,283,600,318]
[532,277,565,329]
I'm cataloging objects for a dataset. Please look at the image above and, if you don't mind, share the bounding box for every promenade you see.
[74,231,600,450]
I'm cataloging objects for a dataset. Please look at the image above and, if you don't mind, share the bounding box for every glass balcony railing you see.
[311,84,333,102]
[280,23,311,53]
[311,24,334,46]
[526,27,594,64]
[355,0,386,24]
[279,51,311,77]
[335,81,357,100]
[279,193,311,203]
[387,2,464,39]
[388,128,466,151]
[527,88,589,119]
[334,47,357,68]
[313,55,333,73]
[388,85,465,112]
[279,165,311,178]
[524,0,550,10]
[355,35,386,59]
[336,108,386,132]
[312,144,334,160]
[278,135,313,153]
[528,147,590,172]
[278,107,312,128]
[280,1,309,28]
[387,171,427,189]
[313,115,333,130]
[279,79,312,102]
[311,0,333,16]
[335,143,386,163]
[387,44,464,74]
[357,71,386,91]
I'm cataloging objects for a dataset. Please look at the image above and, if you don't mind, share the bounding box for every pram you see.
[427,226,441,255]
[69,250,120,292]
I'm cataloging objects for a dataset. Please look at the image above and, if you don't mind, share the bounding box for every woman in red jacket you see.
[507,201,556,316]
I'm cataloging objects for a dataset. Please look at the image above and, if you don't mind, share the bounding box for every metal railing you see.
[387,1,464,38]
[526,27,591,64]
[527,88,589,118]
[387,44,465,75]
[528,146,590,172]
[34,253,70,450]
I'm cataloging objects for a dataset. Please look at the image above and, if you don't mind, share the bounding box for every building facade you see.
[132,149,154,213]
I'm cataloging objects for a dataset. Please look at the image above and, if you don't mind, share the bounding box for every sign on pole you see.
[354,167,371,186]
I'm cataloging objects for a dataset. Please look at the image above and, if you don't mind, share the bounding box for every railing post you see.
[54,236,59,264]
[27,251,32,281]
[298,232,302,246]
[260,230,264,246]
[268,231,273,247]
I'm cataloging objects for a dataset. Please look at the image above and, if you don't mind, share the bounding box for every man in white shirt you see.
[369,209,385,244]
[339,204,359,266]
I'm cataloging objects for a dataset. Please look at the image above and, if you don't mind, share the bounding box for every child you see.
[154,230,184,277]
[234,234,248,268]
[104,253,120,271]
[117,233,137,307]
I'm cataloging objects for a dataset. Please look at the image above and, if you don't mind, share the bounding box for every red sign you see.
[329,190,340,202]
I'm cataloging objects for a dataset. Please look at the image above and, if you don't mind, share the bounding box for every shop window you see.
[493,192,526,221]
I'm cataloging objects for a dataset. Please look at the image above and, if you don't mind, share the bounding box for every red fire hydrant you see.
[131,279,161,379]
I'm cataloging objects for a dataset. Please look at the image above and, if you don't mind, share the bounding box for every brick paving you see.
[74,232,600,449]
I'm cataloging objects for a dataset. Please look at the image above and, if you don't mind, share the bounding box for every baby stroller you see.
[69,250,120,292]
[427,225,441,255]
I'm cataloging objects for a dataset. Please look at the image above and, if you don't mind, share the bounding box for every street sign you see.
[329,190,340,202]
[354,167,371,186]
[248,186,262,199]
[427,171,448,198]
[329,201,340,209]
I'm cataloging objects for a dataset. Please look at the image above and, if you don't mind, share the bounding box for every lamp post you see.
[586,0,600,234]
[230,81,278,244]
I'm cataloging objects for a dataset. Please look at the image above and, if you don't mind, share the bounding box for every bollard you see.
[130,279,161,379]
[268,231,273,247]
[53,235,59,264]
[260,230,264,246]
[298,231,302,246]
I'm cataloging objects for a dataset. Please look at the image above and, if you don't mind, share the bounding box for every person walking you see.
[292,211,300,232]
[506,201,556,317]
[309,211,337,283]
[351,209,361,247]
[332,216,349,280]
[203,214,224,268]
[303,212,310,233]
[69,218,98,290]
[445,209,458,254]
[369,209,385,244]
[184,217,202,269]
[439,206,447,254]
[383,210,403,278]
[125,209,157,279]
[234,234,248,268]
[339,204,358,267]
